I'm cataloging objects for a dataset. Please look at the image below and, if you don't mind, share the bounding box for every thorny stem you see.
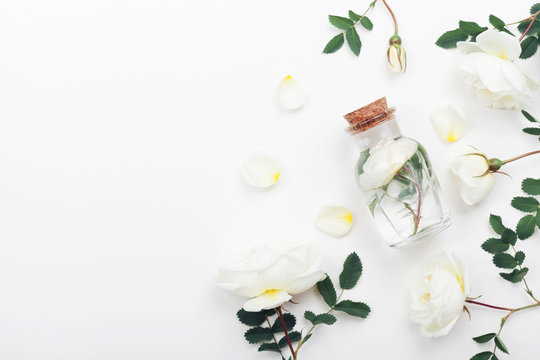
[381,0,398,34]
[264,314,284,358]
[520,11,539,41]
[277,306,296,359]
[294,289,345,358]
[502,150,540,165]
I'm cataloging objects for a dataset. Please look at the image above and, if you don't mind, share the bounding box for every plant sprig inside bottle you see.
[322,0,407,73]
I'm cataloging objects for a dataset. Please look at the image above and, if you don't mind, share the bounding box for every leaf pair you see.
[323,12,373,56]
[521,110,540,141]
[471,332,509,359]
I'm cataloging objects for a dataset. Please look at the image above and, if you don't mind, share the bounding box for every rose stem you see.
[264,314,284,358]
[381,0,398,34]
[502,150,540,165]
[505,10,540,26]
[465,299,513,311]
[276,306,296,359]
[519,11,539,41]
[412,180,422,235]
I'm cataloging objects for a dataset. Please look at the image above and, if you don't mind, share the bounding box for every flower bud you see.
[387,40,407,73]
[488,158,503,172]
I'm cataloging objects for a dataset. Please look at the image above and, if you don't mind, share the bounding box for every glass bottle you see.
[344,97,451,248]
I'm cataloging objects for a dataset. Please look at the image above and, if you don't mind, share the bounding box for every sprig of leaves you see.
[521,110,540,141]
[323,7,374,56]
[435,4,540,59]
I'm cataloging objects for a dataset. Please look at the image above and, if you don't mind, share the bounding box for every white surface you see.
[0,0,539,359]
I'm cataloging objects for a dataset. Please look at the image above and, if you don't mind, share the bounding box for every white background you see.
[0,0,539,359]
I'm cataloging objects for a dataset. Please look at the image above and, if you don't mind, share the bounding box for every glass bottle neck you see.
[352,117,402,150]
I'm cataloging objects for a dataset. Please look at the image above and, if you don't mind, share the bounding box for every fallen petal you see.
[277,75,306,110]
[240,153,280,188]
[315,206,353,237]
[429,105,466,142]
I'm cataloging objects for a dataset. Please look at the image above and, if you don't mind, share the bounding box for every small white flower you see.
[240,153,280,188]
[315,206,353,237]
[429,105,466,142]
[358,137,418,191]
[387,44,407,73]
[277,75,306,110]
[451,146,494,205]
[410,252,470,338]
[457,30,538,110]
[216,242,325,312]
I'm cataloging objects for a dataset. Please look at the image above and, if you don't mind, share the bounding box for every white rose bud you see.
[451,146,495,205]
[387,35,407,73]
[410,252,470,337]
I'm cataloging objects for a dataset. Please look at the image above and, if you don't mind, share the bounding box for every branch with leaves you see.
[236,253,370,360]
[521,110,540,141]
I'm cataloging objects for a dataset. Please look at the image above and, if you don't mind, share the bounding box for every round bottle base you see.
[389,215,452,249]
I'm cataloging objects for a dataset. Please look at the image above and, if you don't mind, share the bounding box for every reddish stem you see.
[465,299,513,311]
[276,307,296,359]
[520,13,538,41]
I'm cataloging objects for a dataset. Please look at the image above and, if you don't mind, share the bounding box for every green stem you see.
[264,314,284,358]
[502,150,540,165]
[505,9,540,26]
[381,0,398,34]
[510,245,540,303]
[276,306,296,359]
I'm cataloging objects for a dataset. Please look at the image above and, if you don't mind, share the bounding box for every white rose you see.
[358,137,418,191]
[216,242,325,312]
[451,146,494,205]
[457,29,538,110]
[410,252,470,338]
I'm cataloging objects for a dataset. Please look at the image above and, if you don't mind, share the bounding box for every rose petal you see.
[286,269,326,294]
[314,206,353,237]
[456,41,482,54]
[429,105,466,142]
[457,173,494,205]
[240,153,280,188]
[277,75,306,110]
[475,29,521,61]
[243,290,292,312]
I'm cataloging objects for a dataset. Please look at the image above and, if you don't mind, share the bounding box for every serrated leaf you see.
[493,253,517,269]
[489,14,505,30]
[520,36,539,59]
[435,28,468,49]
[278,331,302,348]
[532,3,540,14]
[334,300,370,318]
[489,214,506,235]
[345,27,362,56]
[237,309,267,326]
[481,238,509,254]
[522,178,540,195]
[459,20,487,36]
[316,276,337,306]
[491,354,499,360]
[518,19,540,35]
[536,210,540,227]
[500,267,529,283]
[470,352,493,360]
[523,127,540,135]
[339,252,363,289]
[501,229,517,246]
[258,342,281,352]
[304,310,316,322]
[360,16,373,31]
[494,336,509,354]
[302,333,312,344]
[522,110,539,123]
[304,311,336,325]
[473,333,496,343]
[511,196,539,212]
[272,313,296,333]
[328,15,354,30]
[348,10,361,21]
[245,327,273,344]
[514,251,525,265]
[517,214,536,239]
[323,33,345,54]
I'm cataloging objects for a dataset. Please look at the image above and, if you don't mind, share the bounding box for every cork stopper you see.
[344,97,396,135]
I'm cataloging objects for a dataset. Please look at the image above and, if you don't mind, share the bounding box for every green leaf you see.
[494,336,509,354]
[459,20,487,36]
[328,15,354,30]
[272,313,296,333]
[522,110,539,123]
[489,214,506,235]
[470,352,493,360]
[517,214,536,239]
[491,354,499,360]
[532,3,540,14]
[473,333,496,343]
[245,327,273,344]
[518,19,540,35]
[520,36,539,59]
[356,148,370,176]
[304,311,336,325]
[339,252,363,289]
[523,127,540,135]
[360,16,373,31]
[345,27,362,56]
[501,229,517,246]
[316,275,337,306]
[523,178,540,195]
[237,309,267,326]
[511,196,539,212]
[489,14,506,30]
[514,251,525,265]
[258,343,281,352]
[536,210,540,227]
[334,300,370,318]
[323,33,345,54]
[481,238,509,254]
[493,253,517,269]
[435,28,468,49]
[500,267,529,283]
[348,10,361,21]
[302,333,312,344]
[278,331,302,348]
